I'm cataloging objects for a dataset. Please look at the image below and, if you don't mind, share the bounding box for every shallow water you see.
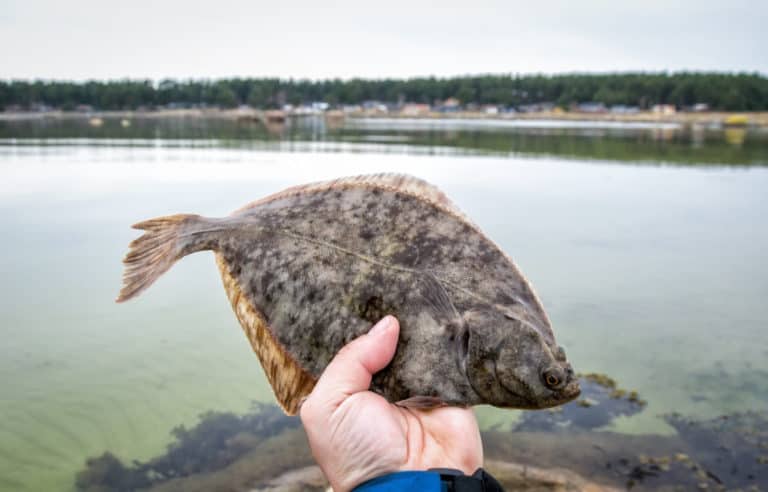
[0,117,767,491]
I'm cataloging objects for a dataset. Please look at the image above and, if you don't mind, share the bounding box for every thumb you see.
[309,315,400,409]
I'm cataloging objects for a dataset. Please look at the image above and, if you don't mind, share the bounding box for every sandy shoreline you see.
[2,107,767,128]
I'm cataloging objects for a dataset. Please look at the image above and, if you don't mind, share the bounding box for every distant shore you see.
[2,108,767,128]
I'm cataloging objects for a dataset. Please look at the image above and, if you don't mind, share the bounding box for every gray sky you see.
[1,0,765,80]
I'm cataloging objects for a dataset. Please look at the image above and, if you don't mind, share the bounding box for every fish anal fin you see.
[215,254,317,415]
[396,396,448,410]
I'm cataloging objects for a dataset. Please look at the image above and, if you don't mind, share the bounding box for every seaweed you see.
[663,411,768,489]
[75,391,768,491]
[148,404,298,479]
[75,452,150,492]
[593,411,768,491]
[605,453,730,491]
[75,403,300,491]
[486,413,768,491]
[145,428,315,492]
[686,363,768,405]
[513,373,647,432]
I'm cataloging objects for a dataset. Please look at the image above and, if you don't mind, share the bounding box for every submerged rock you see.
[75,399,768,491]
[248,461,621,492]
[489,409,768,490]
[663,411,768,490]
[484,460,621,492]
[247,466,327,492]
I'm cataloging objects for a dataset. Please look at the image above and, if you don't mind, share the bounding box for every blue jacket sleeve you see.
[353,471,444,491]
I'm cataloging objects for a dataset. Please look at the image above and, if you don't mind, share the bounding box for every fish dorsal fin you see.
[337,174,464,217]
[215,253,317,415]
[235,173,471,222]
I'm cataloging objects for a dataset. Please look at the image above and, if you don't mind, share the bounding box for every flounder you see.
[117,174,580,414]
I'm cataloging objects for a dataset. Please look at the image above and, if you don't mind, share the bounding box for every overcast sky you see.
[1,0,765,81]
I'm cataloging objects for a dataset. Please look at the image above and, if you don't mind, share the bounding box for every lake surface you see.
[1,116,767,491]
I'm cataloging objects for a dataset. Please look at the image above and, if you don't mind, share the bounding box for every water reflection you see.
[724,127,747,146]
[1,115,766,166]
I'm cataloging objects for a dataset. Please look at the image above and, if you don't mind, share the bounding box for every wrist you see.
[352,468,505,492]
[353,471,442,491]
[327,463,398,492]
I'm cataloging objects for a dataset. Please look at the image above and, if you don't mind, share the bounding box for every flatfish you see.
[117,174,580,414]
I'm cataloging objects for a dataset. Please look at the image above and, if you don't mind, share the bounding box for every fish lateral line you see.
[271,227,524,322]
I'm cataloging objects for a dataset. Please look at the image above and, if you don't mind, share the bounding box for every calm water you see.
[0,117,767,491]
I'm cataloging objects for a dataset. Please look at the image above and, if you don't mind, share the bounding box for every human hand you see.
[299,315,483,492]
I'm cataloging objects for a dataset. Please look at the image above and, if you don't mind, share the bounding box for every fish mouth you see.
[545,379,581,407]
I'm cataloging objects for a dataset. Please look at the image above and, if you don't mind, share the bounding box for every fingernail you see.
[369,315,393,335]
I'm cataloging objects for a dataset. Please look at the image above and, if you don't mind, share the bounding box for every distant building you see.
[30,103,53,113]
[610,105,640,114]
[362,101,389,114]
[652,104,676,115]
[574,102,607,113]
[443,97,460,107]
[401,103,431,116]
[482,105,499,115]
[517,102,554,113]
[341,104,363,113]
[692,103,710,112]
[282,102,334,115]
[435,97,461,113]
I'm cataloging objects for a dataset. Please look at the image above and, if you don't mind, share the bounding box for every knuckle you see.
[336,343,356,359]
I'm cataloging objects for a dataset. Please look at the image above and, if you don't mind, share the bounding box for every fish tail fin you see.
[116,213,222,303]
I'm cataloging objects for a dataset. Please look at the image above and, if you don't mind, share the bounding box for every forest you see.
[1,72,767,111]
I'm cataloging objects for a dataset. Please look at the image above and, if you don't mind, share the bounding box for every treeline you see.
[2,72,767,111]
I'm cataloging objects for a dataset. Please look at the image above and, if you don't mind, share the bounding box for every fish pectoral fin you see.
[417,272,459,321]
[395,396,448,410]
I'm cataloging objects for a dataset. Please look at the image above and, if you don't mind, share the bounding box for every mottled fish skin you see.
[118,174,580,414]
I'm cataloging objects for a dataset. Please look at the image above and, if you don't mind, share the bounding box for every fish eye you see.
[542,369,563,389]
[546,374,559,386]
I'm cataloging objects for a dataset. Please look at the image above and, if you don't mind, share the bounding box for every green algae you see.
[75,404,300,491]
